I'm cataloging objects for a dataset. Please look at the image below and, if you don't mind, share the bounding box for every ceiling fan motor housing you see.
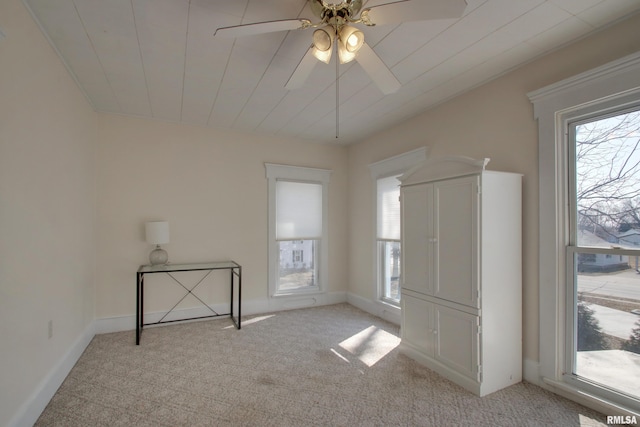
[310,0,363,23]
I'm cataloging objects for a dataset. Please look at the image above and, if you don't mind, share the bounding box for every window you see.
[530,51,640,414]
[377,175,402,304]
[369,148,427,307]
[567,107,640,403]
[265,164,331,297]
[276,180,321,292]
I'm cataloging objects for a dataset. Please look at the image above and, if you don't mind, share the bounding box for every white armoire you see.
[399,156,522,397]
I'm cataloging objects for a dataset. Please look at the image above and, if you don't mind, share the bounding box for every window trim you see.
[368,148,428,307]
[528,51,640,414]
[265,163,331,298]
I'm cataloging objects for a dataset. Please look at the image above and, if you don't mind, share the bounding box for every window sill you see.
[378,299,401,310]
[543,377,639,417]
[271,287,323,298]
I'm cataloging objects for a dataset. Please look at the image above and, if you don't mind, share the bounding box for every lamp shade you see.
[145,221,169,245]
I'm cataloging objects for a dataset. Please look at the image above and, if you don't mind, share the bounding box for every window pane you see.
[574,251,640,398]
[377,176,401,240]
[571,108,640,401]
[276,181,322,240]
[278,240,317,291]
[575,110,640,247]
[380,241,401,303]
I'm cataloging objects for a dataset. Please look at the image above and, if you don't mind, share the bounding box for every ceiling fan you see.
[214,0,467,95]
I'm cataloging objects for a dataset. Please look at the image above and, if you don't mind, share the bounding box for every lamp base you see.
[149,246,168,265]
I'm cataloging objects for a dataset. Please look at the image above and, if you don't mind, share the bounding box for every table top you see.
[138,261,240,273]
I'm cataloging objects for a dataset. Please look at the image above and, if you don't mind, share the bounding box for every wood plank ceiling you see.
[23,0,640,144]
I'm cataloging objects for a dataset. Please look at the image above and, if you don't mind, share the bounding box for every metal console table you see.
[136,261,241,345]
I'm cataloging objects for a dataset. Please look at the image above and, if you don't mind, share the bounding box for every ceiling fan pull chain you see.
[336,45,339,139]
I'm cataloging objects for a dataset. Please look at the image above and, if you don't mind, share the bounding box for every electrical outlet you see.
[48,320,53,339]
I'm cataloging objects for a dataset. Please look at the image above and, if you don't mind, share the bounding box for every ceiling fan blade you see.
[362,0,409,8]
[356,43,401,95]
[285,46,319,90]
[363,0,467,25]
[214,19,310,38]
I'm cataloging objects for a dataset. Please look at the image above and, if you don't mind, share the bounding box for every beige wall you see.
[347,13,640,365]
[95,114,349,318]
[0,0,97,425]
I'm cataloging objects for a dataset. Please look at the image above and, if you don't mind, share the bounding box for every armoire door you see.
[401,294,435,356]
[401,183,434,296]
[433,304,480,381]
[432,175,479,308]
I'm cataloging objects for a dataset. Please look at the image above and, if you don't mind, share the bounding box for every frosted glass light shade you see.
[338,26,364,64]
[145,221,169,245]
[313,28,332,52]
[312,28,333,64]
[345,30,364,52]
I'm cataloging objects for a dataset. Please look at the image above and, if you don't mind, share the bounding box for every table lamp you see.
[145,221,169,265]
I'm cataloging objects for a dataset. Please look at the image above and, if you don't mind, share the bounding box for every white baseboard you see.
[264,291,347,313]
[95,303,233,334]
[9,321,95,427]
[95,292,349,334]
[95,313,136,335]
[347,292,401,325]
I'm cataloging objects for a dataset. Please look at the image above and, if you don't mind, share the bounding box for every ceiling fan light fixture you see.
[338,25,364,64]
[338,47,355,64]
[312,28,334,64]
[313,46,332,64]
[346,32,364,53]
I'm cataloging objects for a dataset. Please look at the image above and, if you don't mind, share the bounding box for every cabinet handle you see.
[428,238,438,243]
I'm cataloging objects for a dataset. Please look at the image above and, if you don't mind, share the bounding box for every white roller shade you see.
[377,175,401,240]
[276,180,322,240]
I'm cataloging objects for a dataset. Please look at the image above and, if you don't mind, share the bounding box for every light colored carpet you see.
[36,303,606,426]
